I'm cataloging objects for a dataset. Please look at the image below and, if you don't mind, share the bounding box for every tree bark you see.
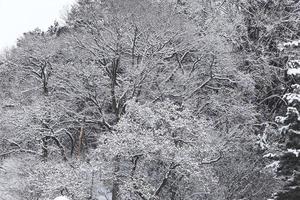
[112,155,121,200]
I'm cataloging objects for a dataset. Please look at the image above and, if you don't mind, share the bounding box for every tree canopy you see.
[0,0,299,199]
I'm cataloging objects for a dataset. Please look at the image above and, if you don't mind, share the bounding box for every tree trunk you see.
[112,155,121,200]
[110,58,120,121]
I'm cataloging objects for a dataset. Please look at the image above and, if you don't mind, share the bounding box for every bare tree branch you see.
[153,163,180,198]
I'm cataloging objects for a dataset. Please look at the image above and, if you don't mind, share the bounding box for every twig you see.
[200,151,223,165]
[258,94,287,105]
[153,163,180,198]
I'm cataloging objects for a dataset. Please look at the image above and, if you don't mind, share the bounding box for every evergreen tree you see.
[270,40,300,200]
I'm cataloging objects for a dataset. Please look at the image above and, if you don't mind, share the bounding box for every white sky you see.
[0,0,76,51]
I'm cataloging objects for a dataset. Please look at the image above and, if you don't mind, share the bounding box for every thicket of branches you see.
[0,0,299,199]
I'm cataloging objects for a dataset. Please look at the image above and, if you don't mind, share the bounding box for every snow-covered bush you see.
[94,100,225,200]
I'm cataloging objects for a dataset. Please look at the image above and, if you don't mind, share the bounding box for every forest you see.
[0,0,299,199]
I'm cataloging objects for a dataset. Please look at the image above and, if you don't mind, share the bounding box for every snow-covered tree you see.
[267,39,300,200]
[93,100,225,199]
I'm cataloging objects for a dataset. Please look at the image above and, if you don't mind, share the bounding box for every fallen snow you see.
[285,40,300,47]
[278,39,300,51]
[292,84,300,88]
[287,68,300,76]
[54,196,70,200]
[291,84,300,96]
[287,149,300,157]
[287,60,300,69]
[263,153,277,158]
[265,161,280,170]
[283,93,300,104]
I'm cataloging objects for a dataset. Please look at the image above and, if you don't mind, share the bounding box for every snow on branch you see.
[278,39,300,51]
[54,196,70,200]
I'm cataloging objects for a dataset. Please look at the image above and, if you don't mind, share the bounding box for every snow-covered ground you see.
[54,196,70,200]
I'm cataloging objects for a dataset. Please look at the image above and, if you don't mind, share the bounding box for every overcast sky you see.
[0,0,76,51]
